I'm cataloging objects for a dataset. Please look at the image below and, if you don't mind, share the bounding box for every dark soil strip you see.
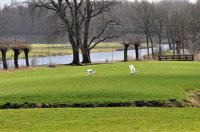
[0,99,192,109]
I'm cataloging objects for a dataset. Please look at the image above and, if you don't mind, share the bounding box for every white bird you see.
[87,69,95,76]
[129,65,137,75]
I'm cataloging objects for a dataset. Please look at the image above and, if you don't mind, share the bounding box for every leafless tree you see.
[132,1,154,59]
[186,3,200,54]
[0,9,9,70]
[11,39,24,68]
[21,40,32,67]
[79,0,120,63]
[0,40,9,70]
[121,35,141,61]
[14,0,119,65]
[151,2,167,56]
[155,0,191,55]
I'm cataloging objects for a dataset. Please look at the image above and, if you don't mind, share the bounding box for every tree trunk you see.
[82,11,91,64]
[14,50,20,69]
[193,42,196,55]
[158,35,162,56]
[172,42,175,55]
[1,50,8,70]
[81,47,91,63]
[124,44,129,62]
[68,33,81,66]
[149,34,155,59]
[182,43,185,55]
[24,49,30,67]
[159,43,161,55]
[145,33,150,59]
[176,43,180,55]
[166,28,172,50]
[71,45,81,65]
[135,44,139,61]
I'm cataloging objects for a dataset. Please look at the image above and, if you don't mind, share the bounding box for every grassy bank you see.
[0,61,200,105]
[0,43,123,60]
[1,107,200,131]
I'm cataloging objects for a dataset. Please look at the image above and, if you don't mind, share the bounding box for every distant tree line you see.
[0,5,48,43]
[0,0,199,66]
[120,0,200,59]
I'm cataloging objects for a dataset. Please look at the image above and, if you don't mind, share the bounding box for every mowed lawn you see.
[0,61,200,105]
[1,108,200,131]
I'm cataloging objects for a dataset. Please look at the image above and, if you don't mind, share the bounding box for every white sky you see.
[0,0,198,6]
[0,0,12,6]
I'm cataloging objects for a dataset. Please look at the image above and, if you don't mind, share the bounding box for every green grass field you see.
[1,61,200,131]
[1,107,200,131]
[0,61,200,105]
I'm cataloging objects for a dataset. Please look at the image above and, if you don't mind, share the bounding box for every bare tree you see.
[132,1,154,59]
[121,35,141,61]
[80,0,120,63]
[11,39,23,68]
[160,0,189,55]
[21,40,32,67]
[164,4,173,50]
[0,10,9,70]
[186,3,200,54]
[0,40,9,70]
[151,2,167,56]
[14,0,119,65]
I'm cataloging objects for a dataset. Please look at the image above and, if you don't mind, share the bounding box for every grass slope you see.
[0,61,200,105]
[1,108,200,131]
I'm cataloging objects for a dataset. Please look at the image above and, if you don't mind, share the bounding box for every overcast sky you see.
[0,0,12,6]
[0,0,197,6]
